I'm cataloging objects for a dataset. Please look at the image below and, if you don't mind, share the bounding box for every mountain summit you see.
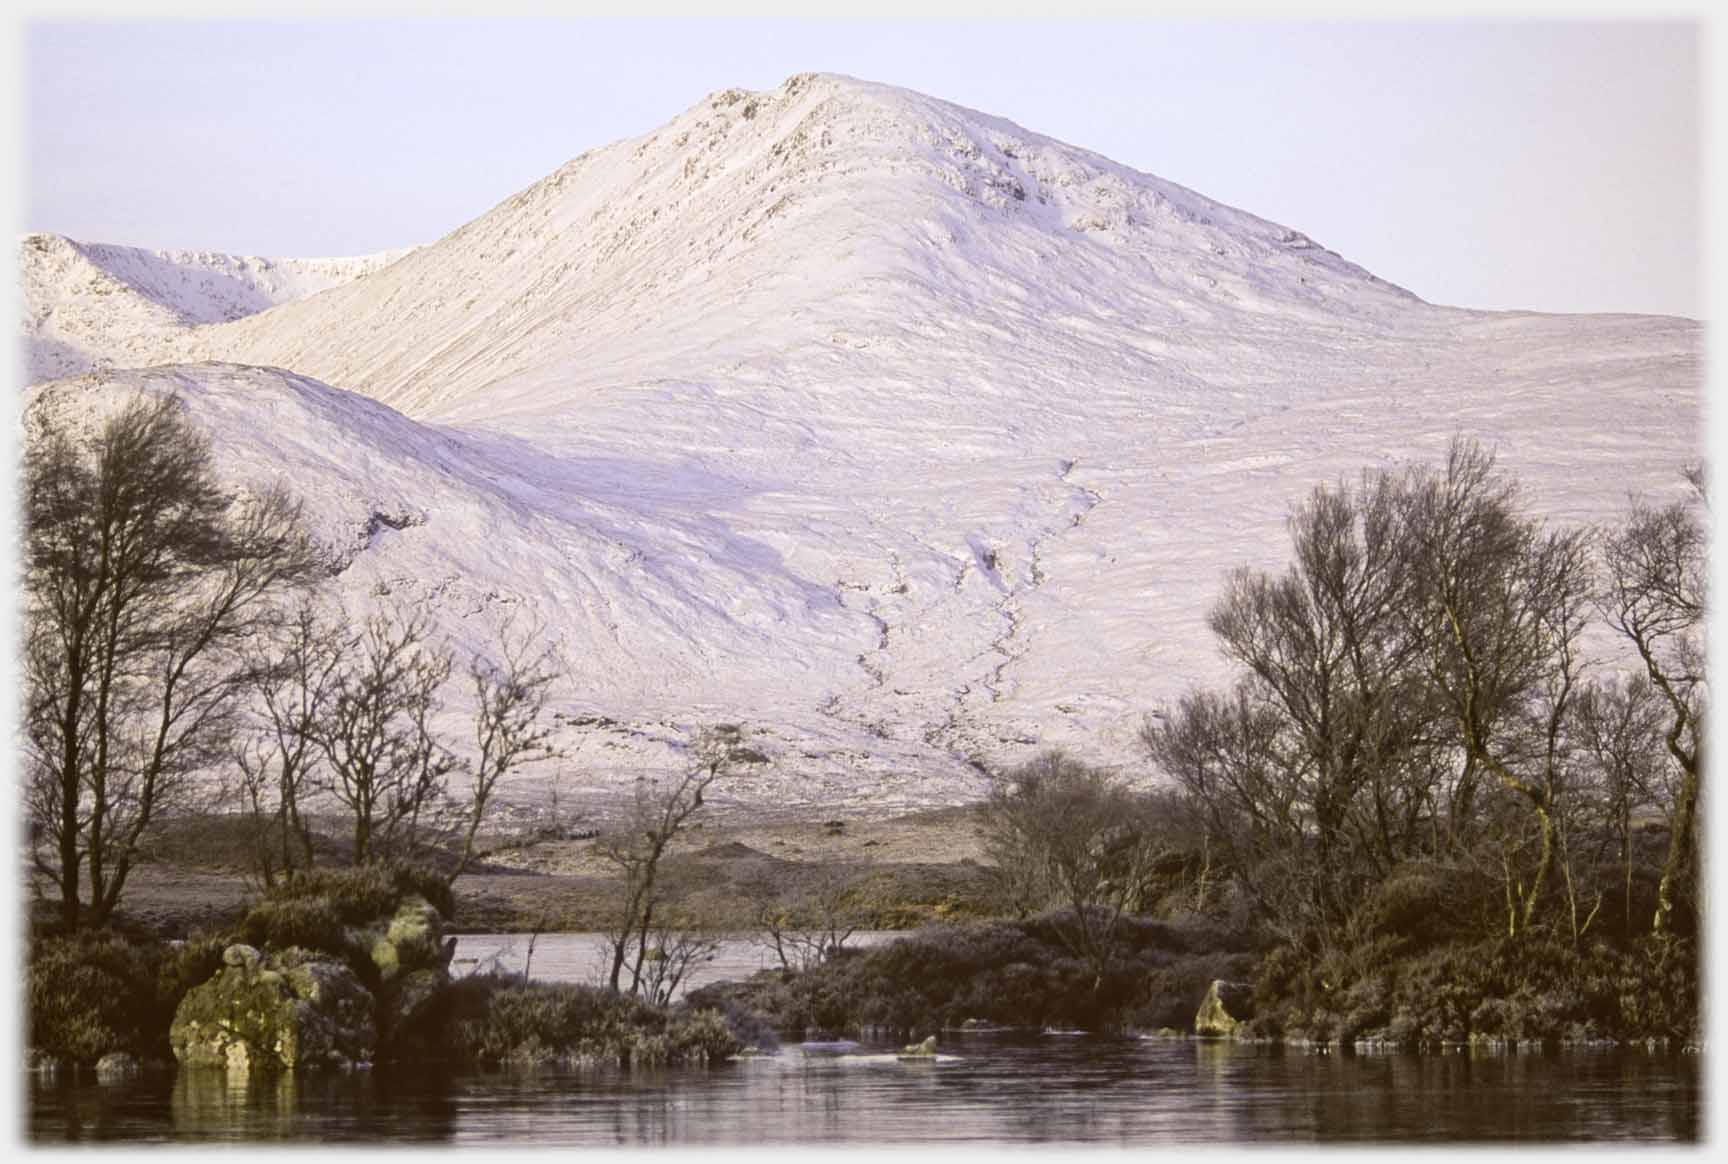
[21,74,1702,810]
[170,72,1424,420]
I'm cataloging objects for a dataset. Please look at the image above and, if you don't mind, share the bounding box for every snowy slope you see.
[18,233,410,382]
[21,73,1703,812]
[22,362,984,814]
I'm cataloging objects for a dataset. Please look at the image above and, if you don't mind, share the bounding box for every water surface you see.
[30,1035,1700,1144]
[448,930,897,996]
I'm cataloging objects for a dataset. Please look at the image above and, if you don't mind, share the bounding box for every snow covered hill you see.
[19,73,1703,813]
[165,73,1429,422]
[19,232,410,382]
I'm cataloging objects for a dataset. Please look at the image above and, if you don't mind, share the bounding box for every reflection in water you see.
[172,1067,299,1138]
[30,1036,1700,1145]
[1182,1043,1702,1143]
[32,1065,464,1143]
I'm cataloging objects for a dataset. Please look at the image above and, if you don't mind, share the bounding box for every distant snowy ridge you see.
[19,232,412,382]
[18,73,1702,811]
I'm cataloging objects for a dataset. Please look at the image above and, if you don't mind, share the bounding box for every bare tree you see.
[231,606,564,883]
[599,725,745,995]
[1601,471,1706,934]
[632,917,723,1007]
[1148,439,1613,944]
[1396,439,1596,937]
[233,600,344,889]
[1143,468,1453,949]
[1571,675,1671,936]
[446,621,564,884]
[1203,472,1437,929]
[313,605,457,866]
[22,391,320,926]
[981,750,1167,990]
[744,861,872,973]
[1142,685,1310,934]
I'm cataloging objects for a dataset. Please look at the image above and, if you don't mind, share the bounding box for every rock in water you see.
[94,1052,142,1082]
[899,1035,938,1057]
[171,945,376,1070]
[1194,980,1254,1039]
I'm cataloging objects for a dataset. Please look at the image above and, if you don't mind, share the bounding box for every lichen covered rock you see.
[223,944,264,971]
[170,944,375,1071]
[1195,979,1254,1039]
[363,896,456,1058]
[366,895,449,984]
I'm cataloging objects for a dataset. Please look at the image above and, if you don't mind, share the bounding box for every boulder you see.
[899,1035,938,1057]
[223,944,263,971]
[364,896,456,1059]
[171,944,375,1071]
[94,1052,142,1082]
[176,887,458,1070]
[1194,979,1255,1039]
[368,895,450,984]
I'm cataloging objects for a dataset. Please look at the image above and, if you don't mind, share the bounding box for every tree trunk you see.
[1654,769,1698,934]
[1519,801,1555,934]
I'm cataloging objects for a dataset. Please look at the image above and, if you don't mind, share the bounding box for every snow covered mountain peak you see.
[152,71,1426,421]
[676,70,1410,281]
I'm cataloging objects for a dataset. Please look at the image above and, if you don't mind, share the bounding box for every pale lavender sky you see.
[24,18,1701,317]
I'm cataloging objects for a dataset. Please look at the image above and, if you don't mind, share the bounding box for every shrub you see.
[701,913,1254,1039]
[668,1007,742,1063]
[443,975,734,1067]
[1333,975,1393,1043]
[1382,945,1480,1047]
[235,896,347,957]
[156,931,228,1015]
[265,863,453,923]
[1612,935,1699,1042]
[1260,931,1700,1049]
[28,930,181,1064]
[1360,863,1495,950]
[683,981,783,1051]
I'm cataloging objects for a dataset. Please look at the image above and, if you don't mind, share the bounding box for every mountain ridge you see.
[160,71,1433,419]
[19,231,412,383]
